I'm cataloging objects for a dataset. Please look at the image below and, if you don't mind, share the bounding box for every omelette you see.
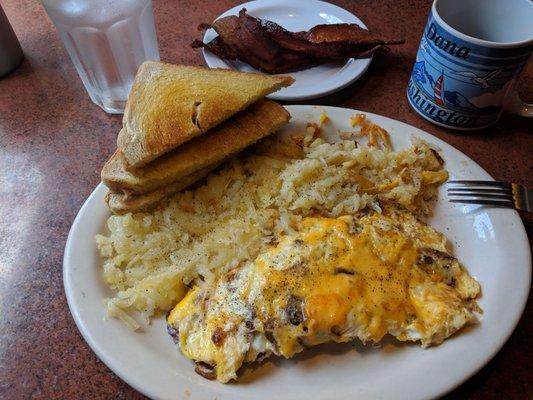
[167,206,481,382]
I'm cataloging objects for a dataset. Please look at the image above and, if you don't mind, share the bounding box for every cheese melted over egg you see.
[168,206,480,382]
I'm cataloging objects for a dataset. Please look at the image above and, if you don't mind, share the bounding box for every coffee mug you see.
[407,0,532,130]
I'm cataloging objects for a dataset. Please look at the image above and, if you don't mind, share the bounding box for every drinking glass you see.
[41,0,160,113]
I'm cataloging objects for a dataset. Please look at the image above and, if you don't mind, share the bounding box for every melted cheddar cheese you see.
[168,206,480,382]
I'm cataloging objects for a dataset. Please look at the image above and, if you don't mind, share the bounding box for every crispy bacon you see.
[194,362,216,380]
[192,9,404,74]
[261,20,403,58]
[192,10,320,73]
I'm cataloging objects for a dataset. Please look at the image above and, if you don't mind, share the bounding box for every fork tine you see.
[447,187,512,194]
[447,180,511,188]
[448,192,514,200]
[449,199,514,208]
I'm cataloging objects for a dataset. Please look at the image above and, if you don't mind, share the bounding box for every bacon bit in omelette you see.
[263,318,279,349]
[195,362,216,380]
[167,324,180,344]
[178,204,196,213]
[285,295,304,325]
[211,327,227,347]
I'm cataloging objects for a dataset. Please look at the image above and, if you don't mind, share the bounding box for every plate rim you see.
[63,105,531,400]
[200,0,373,101]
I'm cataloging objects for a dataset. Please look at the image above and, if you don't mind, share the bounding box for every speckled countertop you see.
[0,0,531,398]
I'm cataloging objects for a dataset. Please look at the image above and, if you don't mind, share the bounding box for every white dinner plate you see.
[200,0,372,101]
[64,106,531,400]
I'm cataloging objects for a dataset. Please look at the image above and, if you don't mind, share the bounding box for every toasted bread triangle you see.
[117,62,294,168]
[105,163,220,215]
[103,99,290,194]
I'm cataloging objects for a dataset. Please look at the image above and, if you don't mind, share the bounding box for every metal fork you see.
[447,180,532,212]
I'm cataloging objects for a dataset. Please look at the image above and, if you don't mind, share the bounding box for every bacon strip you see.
[191,9,404,74]
[193,9,321,73]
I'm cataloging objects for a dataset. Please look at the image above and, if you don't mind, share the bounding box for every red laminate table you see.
[0,1,531,398]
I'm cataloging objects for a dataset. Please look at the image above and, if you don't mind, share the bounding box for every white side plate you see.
[64,105,531,400]
[201,0,372,101]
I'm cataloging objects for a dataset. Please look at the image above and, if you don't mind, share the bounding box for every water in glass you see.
[41,0,160,113]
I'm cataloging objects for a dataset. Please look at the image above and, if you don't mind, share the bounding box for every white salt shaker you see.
[41,0,160,114]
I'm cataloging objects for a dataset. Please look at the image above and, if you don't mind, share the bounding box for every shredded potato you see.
[96,124,448,329]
